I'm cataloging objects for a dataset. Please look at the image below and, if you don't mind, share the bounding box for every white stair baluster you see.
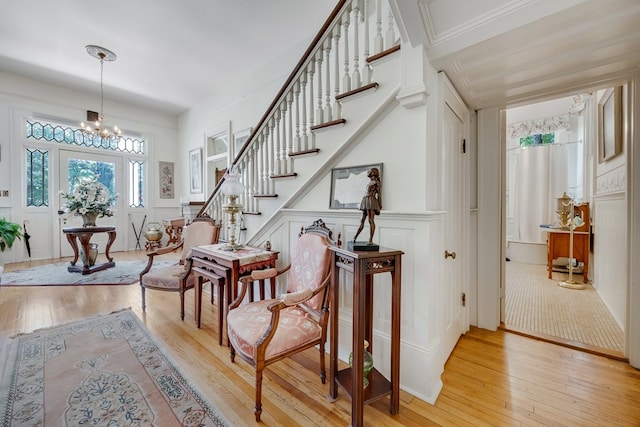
[374,0,383,54]
[315,51,324,124]
[274,109,282,176]
[286,93,294,173]
[294,81,301,153]
[362,0,372,84]
[352,3,361,89]
[333,25,342,119]
[324,39,332,122]
[301,68,309,151]
[385,6,396,50]
[342,10,351,92]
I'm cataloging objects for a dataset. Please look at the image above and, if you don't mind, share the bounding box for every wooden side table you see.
[328,246,403,427]
[192,257,230,345]
[63,226,116,275]
[190,244,279,345]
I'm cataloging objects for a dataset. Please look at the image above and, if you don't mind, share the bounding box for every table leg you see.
[104,230,116,262]
[66,233,79,266]
[77,232,93,274]
[390,254,402,414]
[352,261,366,427]
[196,275,203,328]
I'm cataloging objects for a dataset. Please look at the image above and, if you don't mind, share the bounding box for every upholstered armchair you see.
[226,219,337,422]
[139,217,220,321]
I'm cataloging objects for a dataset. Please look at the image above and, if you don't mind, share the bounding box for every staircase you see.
[198,0,401,242]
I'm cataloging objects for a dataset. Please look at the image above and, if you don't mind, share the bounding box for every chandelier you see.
[81,45,121,140]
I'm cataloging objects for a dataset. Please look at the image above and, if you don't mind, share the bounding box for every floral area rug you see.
[1,259,178,286]
[0,309,229,426]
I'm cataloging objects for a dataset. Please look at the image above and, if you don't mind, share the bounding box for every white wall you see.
[0,71,181,263]
[592,83,630,329]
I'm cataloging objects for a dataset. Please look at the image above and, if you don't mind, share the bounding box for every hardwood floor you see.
[2,251,640,426]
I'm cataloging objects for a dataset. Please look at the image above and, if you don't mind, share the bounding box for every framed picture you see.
[598,86,622,163]
[159,161,174,199]
[189,148,203,194]
[234,127,252,158]
[330,163,383,209]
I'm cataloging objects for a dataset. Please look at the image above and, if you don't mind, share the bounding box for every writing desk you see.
[545,229,589,283]
[63,226,116,274]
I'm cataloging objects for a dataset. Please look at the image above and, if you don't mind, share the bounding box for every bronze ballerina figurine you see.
[352,167,382,247]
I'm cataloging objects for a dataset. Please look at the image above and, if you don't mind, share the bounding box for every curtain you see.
[514,144,571,243]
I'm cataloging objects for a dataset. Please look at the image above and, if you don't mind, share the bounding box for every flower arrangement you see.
[59,176,117,218]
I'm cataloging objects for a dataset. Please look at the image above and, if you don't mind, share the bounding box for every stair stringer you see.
[243,83,401,246]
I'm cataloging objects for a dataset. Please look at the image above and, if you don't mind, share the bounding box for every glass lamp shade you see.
[221,172,244,196]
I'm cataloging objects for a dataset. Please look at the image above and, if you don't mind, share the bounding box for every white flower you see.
[60,175,117,218]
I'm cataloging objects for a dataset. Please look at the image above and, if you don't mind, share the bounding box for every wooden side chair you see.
[139,217,220,321]
[226,219,338,421]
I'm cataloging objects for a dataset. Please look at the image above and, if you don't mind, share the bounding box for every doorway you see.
[501,92,625,356]
[59,150,125,256]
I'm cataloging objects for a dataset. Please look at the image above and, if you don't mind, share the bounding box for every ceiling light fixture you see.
[81,45,121,140]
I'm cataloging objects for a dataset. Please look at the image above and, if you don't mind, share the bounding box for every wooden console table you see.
[63,226,116,275]
[328,246,403,427]
[545,229,589,283]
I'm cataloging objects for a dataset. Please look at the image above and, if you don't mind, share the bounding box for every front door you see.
[59,150,125,257]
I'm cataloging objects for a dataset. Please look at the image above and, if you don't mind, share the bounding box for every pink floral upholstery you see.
[139,263,191,290]
[286,233,331,310]
[227,299,323,360]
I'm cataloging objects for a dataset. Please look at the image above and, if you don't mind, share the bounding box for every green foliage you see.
[0,218,22,252]
[520,133,555,146]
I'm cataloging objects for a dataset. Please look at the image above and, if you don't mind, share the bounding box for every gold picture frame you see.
[598,86,622,163]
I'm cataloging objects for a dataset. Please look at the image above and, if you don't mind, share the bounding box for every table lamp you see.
[221,172,244,251]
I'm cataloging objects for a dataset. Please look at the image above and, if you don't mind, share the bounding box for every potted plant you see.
[0,218,22,252]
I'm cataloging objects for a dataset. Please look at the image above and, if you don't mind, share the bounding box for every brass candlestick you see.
[222,194,243,251]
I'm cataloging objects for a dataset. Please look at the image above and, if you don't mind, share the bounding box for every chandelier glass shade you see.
[80,45,121,141]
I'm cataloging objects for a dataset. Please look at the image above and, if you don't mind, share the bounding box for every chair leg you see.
[180,291,185,321]
[141,286,146,312]
[255,368,263,422]
[319,342,326,384]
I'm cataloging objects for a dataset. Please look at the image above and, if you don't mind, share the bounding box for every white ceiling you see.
[0,0,338,115]
[1,0,639,116]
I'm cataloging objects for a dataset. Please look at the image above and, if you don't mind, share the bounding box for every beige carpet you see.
[505,261,624,353]
[0,309,230,426]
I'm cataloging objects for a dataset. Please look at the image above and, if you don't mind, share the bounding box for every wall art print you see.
[159,161,174,199]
